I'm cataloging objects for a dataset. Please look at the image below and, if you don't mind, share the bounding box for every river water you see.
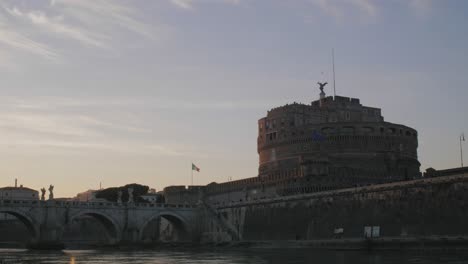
[1,248,468,264]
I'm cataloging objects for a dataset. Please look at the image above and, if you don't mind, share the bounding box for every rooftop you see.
[0,186,38,192]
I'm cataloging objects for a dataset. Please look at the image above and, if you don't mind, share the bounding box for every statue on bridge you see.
[48,185,54,200]
[128,187,134,204]
[40,188,46,201]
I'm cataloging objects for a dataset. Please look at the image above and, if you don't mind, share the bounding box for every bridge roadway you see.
[0,199,199,248]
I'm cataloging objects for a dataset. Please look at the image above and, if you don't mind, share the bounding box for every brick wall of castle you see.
[207,172,468,241]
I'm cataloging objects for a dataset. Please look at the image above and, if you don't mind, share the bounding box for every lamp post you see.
[227,176,232,204]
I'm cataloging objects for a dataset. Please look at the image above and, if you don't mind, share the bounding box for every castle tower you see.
[257,94,420,187]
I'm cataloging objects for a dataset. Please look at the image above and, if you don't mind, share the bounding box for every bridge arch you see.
[0,209,39,242]
[67,210,122,244]
[139,211,191,242]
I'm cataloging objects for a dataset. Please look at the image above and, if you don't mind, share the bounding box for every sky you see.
[0,0,467,198]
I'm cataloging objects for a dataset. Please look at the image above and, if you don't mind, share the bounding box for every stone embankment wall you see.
[201,173,468,242]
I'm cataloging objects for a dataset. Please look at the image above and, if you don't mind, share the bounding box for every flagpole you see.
[460,134,464,169]
[332,48,336,97]
[191,161,193,186]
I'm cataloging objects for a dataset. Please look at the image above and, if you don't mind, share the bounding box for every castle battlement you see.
[311,95,360,107]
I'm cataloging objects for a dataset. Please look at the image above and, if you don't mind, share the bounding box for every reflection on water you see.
[1,248,468,264]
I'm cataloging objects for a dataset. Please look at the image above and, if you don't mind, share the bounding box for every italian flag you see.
[192,163,200,172]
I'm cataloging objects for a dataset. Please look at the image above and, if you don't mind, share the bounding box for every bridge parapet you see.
[0,199,200,209]
[210,174,468,209]
[0,199,43,207]
[54,201,199,209]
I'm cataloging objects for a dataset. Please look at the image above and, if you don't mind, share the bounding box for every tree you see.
[95,183,150,203]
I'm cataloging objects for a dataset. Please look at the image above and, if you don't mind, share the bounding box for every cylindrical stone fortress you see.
[257,95,420,185]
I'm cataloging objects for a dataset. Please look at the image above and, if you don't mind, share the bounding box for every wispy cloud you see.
[0,95,282,157]
[0,138,187,156]
[0,0,159,65]
[0,110,102,138]
[310,0,344,20]
[352,0,377,17]
[4,6,106,48]
[408,0,433,16]
[308,0,433,22]
[170,0,193,9]
[169,0,241,10]
[51,0,158,40]
[0,96,215,157]
[0,26,59,60]
[2,96,279,111]
[309,0,378,21]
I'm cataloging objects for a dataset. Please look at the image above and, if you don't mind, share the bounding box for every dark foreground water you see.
[1,248,468,264]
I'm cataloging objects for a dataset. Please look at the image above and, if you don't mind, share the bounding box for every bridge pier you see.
[29,227,64,249]
[121,228,140,244]
[120,206,141,244]
[29,202,64,249]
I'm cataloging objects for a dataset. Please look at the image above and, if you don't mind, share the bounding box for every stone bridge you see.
[0,199,199,248]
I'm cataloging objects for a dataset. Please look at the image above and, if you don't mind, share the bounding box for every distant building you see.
[139,188,164,203]
[140,193,164,203]
[424,167,468,178]
[0,186,39,201]
[74,189,100,202]
[0,185,39,221]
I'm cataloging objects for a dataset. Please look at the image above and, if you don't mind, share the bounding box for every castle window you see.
[363,127,374,133]
[289,120,295,127]
[342,126,355,135]
[322,127,336,134]
[380,127,384,134]
[405,131,411,136]
[267,132,277,141]
[345,112,351,120]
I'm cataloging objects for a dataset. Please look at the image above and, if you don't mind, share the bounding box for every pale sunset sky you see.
[0,0,467,197]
